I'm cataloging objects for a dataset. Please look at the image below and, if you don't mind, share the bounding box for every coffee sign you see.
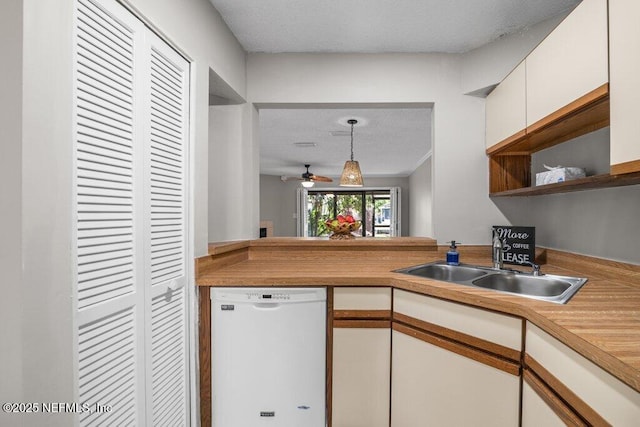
[492,226,536,266]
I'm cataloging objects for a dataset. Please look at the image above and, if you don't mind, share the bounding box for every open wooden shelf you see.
[487,84,629,196]
[490,171,640,197]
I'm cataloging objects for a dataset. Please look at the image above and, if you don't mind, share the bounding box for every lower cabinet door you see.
[390,330,520,427]
[332,327,391,427]
[522,372,583,427]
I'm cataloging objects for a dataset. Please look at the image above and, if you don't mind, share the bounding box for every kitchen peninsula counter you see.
[196,237,640,394]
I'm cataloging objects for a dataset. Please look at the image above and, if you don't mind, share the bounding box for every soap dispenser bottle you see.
[446,241,460,265]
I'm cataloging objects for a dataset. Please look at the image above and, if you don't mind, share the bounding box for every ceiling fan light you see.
[301,180,315,188]
[339,160,363,187]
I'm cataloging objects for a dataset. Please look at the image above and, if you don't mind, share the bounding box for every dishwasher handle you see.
[253,302,282,310]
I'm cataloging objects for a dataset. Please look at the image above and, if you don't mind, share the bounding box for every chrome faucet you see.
[523,261,542,276]
[492,235,504,270]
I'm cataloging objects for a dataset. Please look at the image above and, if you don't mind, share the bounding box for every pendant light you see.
[340,119,364,187]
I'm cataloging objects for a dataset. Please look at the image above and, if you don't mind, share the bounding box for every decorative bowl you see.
[325,219,361,240]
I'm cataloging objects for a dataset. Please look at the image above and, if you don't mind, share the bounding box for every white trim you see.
[116,0,193,62]
[411,149,433,173]
[296,187,308,237]
[390,187,401,237]
[302,186,398,192]
[186,49,199,427]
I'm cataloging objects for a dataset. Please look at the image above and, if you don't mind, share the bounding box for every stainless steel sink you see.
[394,261,587,304]
[400,263,490,282]
[471,273,580,297]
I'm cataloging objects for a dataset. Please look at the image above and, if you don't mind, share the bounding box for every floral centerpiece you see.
[325,214,361,240]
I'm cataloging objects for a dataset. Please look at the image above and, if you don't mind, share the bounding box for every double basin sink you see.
[394,261,587,304]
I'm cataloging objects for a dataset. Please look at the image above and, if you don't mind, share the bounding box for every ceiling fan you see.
[281,164,333,187]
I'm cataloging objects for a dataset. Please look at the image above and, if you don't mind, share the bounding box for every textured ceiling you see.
[209,0,579,53]
[259,108,432,178]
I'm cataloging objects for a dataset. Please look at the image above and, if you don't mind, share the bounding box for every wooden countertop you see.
[196,238,640,393]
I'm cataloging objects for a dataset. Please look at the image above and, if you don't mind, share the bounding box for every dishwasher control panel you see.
[211,287,326,303]
[247,292,291,301]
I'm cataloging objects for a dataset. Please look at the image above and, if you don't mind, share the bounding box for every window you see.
[299,188,401,237]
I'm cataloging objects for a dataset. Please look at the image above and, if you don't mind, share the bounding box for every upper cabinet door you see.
[485,61,526,150]
[526,0,608,128]
[609,0,640,175]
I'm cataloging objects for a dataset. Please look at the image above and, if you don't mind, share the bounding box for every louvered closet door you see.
[74,0,190,425]
[75,0,145,425]
[142,30,190,427]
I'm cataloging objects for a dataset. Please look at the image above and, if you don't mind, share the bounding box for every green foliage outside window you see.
[306,190,392,237]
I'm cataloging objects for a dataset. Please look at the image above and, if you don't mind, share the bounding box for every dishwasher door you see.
[211,287,326,427]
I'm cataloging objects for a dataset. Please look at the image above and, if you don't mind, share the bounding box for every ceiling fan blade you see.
[311,175,333,182]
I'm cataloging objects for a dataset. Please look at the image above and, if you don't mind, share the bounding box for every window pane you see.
[373,194,391,237]
[306,192,334,236]
[365,194,373,236]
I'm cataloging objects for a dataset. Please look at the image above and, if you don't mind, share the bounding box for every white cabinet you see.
[333,328,390,427]
[521,379,569,427]
[526,0,608,128]
[609,0,640,174]
[391,330,520,427]
[526,323,640,426]
[332,287,391,427]
[391,290,521,427]
[485,0,624,195]
[485,61,526,149]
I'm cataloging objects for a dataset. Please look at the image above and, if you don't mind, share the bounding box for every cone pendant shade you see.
[340,119,364,187]
[340,160,363,187]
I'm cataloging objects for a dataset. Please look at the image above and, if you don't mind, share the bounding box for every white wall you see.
[409,157,433,237]
[536,186,639,263]
[260,175,294,236]
[209,104,260,241]
[19,1,76,424]
[0,0,23,422]
[247,53,510,245]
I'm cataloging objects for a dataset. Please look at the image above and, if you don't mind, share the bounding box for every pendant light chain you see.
[350,120,355,161]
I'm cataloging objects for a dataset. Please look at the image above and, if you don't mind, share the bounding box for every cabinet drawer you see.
[526,323,640,426]
[393,289,522,352]
[334,287,391,310]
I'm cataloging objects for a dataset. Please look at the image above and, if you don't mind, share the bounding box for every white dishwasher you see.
[211,287,326,427]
